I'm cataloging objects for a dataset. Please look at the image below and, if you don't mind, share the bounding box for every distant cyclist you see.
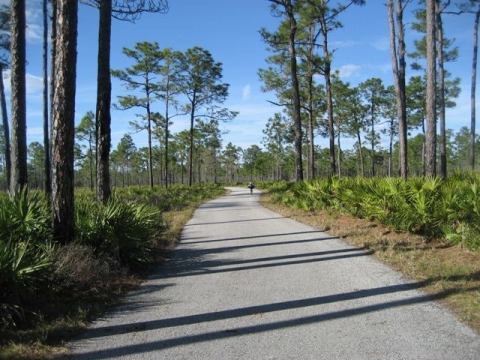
[247,182,255,194]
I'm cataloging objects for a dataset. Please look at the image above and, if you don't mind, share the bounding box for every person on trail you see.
[247,182,255,194]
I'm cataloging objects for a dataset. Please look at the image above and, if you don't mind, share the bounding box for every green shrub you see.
[0,183,223,332]
[0,191,55,329]
[113,183,224,211]
[261,176,480,250]
[75,197,162,270]
[0,189,51,244]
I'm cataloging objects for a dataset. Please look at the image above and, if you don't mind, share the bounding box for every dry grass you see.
[0,275,140,360]
[260,193,480,333]
[159,207,197,248]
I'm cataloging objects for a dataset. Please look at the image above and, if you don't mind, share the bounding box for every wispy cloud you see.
[2,70,44,96]
[335,63,392,81]
[371,37,389,51]
[366,63,391,74]
[337,64,362,78]
[331,40,361,49]
[220,101,278,148]
[25,2,44,44]
[26,23,42,43]
[241,84,251,101]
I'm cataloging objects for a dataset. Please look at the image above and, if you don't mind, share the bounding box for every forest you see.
[0,0,479,357]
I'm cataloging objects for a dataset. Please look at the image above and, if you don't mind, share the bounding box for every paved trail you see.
[70,187,479,360]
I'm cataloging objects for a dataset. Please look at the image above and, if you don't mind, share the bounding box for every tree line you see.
[0,0,173,244]
[0,0,244,243]
[259,0,479,180]
[0,0,479,243]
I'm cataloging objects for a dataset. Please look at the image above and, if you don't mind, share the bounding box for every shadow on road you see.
[183,230,328,244]
[77,280,428,341]
[71,284,478,359]
[199,202,245,209]
[153,247,372,279]
[185,217,285,227]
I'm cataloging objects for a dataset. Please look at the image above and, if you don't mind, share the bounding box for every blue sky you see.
[8,0,480,150]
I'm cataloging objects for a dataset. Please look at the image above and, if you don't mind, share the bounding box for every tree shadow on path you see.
[70,283,478,359]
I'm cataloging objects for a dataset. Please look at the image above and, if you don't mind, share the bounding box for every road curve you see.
[69,187,480,360]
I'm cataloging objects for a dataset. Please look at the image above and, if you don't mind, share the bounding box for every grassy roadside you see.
[0,186,225,360]
[260,193,480,333]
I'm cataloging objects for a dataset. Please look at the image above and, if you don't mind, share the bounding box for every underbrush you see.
[0,184,223,358]
[260,174,480,250]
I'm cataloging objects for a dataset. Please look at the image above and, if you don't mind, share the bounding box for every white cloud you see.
[25,2,44,44]
[371,37,390,51]
[24,73,43,95]
[3,70,44,96]
[337,64,362,78]
[0,2,46,44]
[331,40,361,49]
[218,102,279,148]
[364,63,392,74]
[26,23,42,43]
[241,84,251,101]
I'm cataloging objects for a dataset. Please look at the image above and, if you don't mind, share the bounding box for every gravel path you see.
[69,187,480,359]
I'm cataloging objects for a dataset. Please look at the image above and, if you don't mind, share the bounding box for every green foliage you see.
[0,191,54,329]
[113,183,224,211]
[261,175,480,249]
[0,184,223,331]
[0,189,51,244]
[75,197,161,270]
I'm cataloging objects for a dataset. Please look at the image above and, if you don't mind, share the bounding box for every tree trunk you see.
[286,1,303,182]
[49,0,56,145]
[10,0,27,193]
[307,25,315,179]
[320,16,336,176]
[51,0,78,244]
[421,138,426,176]
[425,0,437,177]
[43,0,51,195]
[356,129,364,177]
[96,0,112,202]
[197,157,201,184]
[370,97,376,177]
[389,117,394,177]
[395,0,408,179]
[181,157,184,184]
[471,8,479,170]
[337,130,341,177]
[421,119,426,175]
[164,78,170,187]
[0,66,11,190]
[188,93,196,187]
[387,0,408,179]
[213,149,217,184]
[437,4,446,179]
[89,134,94,191]
[146,89,153,188]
